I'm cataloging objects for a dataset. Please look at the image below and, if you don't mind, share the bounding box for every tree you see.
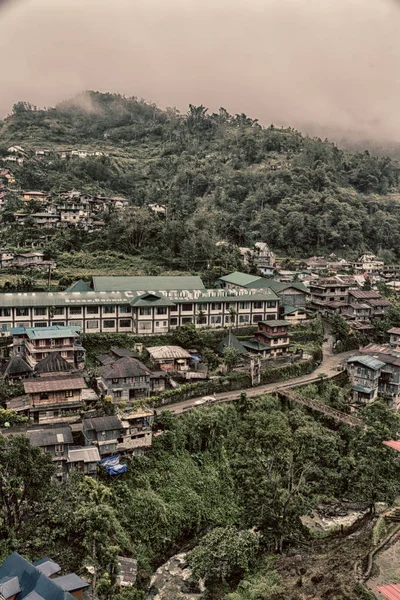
[187,527,259,584]
[202,347,220,374]
[223,346,239,372]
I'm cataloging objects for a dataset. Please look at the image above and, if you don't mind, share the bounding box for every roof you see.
[259,319,290,327]
[383,440,400,453]
[100,356,151,379]
[0,552,75,600]
[377,584,400,599]
[282,304,310,316]
[24,377,86,394]
[53,574,89,592]
[23,326,79,341]
[33,558,61,578]
[0,575,21,598]
[217,332,248,356]
[388,328,400,335]
[130,293,176,308]
[219,272,262,287]
[65,279,92,292]
[347,355,386,370]
[92,275,206,292]
[348,289,381,299]
[352,385,375,394]
[146,345,192,360]
[247,278,309,294]
[35,352,73,374]
[241,340,270,352]
[83,415,122,432]
[366,298,392,307]
[68,447,101,463]
[1,355,32,376]
[27,427,73,447]
[111,348,140,359]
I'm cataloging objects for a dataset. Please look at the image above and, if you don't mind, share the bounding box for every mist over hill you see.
[1,91,400,266]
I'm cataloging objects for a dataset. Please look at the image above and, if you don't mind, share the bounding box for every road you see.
[158,333,359,415]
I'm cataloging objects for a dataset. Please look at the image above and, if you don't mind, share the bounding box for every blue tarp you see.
[191,355,201,362]
[106,463,128,476]
[99,454,121,467]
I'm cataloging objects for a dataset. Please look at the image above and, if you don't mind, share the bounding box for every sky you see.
[0,0,400,142]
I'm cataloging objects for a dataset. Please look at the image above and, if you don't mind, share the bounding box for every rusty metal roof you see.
[383,440,400,452]
[377,584,400,599]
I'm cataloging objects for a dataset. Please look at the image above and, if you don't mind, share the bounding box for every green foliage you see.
[188,526,259,584]
[223,346,240,372]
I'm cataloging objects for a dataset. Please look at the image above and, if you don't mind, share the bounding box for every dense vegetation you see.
[2,382,400,599]
[1,92,400,271]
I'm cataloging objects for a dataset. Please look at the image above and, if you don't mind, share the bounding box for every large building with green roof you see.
[0,276,281,335]
[219,271,309,307]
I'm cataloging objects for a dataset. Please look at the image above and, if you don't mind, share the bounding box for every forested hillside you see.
[1,92,400,268]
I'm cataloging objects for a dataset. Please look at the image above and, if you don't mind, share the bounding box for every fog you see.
[0,0,400,142]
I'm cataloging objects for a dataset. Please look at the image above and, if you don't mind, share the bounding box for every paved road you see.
[158,333,359,415]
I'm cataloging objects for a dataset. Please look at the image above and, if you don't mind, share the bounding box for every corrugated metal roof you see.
[33,558,61,578]
[27,426,73,447]
[383,440,400,452]
[219,272,262,286]
[68,447,100,463]
[352,384,375,394]
[53,574,89,592]
[259,319,290,327]
[377,584,400,599]
[92,275,206,292]
[388,328,400,335]
[82,415,122,432]
[24,377,86,394]
[65,280,92,292]
[100,356,150,379]
[146,345,192,360]
[347,355,386,370]
[349,289,381,299]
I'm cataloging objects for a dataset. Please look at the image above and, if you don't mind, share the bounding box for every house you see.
[67,446,100,478]
[98,356,154,400]
[35,352,74,376]
[117,556,138,588]
[310,277,352,311]
[23,376,87,424]
[148,203,167,216]
[82,415,123,457]
[9,326,84,370]
[0,250,15,268]
[12,252,56,271]
[388,327,400,348]
[0,551,89,600]
[22,191,50,203]
[146,345,192,372]
[253,242,276,276]
[117,406,155,454]
[0,169,16,185]
[7,145,26,155]
[346,355,385,405]
[30,212,60,228]
[353,254,384,275]
[26,426,74,481]
[253,319,291,358]
[1,355,32,380]
[282,305,311,325]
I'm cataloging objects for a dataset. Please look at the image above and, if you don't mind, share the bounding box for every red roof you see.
[382,440,400,452]
[377,584,400,599]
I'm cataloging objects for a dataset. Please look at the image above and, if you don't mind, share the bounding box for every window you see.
[69,306,82,315]
[1,324,10,332]
[34,322,48,328]
[210,315,221,324]
[182,317,192,324]
[104,305,115,314]
[253,314,263,323]
[239,314,250,323]
[69,320,82,327]
[55,444,64,455]
[86,320,99,329]
[40,392,49,400]
[65,390,73,398]
[86,306,99,314]
[114,390,122,399]
[170,317,178,325]
[112,378,119,384]
[197,303,208,311]
[239,302,250,310]
[138,322,152,331]
[254,301,263,309]
[266,301,276,308]
[34,308,46,316]
[120,305,131,314]
[170,305,178,312]
[139,307,152,316]
[211,303,221,311]
[182,304,193,312]
[16,308,29,316]
[54,307,64,315]
[0,308,10,317]
[119,319,131,328]
[156,307,167,315]
[103,320,115,329]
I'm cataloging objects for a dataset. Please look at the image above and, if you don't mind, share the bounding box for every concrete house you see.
[388,327,400,348]
[117,406,155,455]
[82,415,123,457]
[10,326,85,370]
[346,355,386,405]
[67,446,100,478]
[252,319,291,358]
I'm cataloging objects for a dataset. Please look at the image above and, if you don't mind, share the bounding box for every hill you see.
[0,91,400,268]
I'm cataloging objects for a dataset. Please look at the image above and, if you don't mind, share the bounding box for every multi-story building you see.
[26,426,74,481]
[0,276,281,335]
[353,254,384,275]
[98,355,164,400]
[22,375,87,424]
[9,325,85,369]
[310,277,352,310]
[252,319,291,358]
[388,327,400,348]
[346,355,385,405]
[219,272,308,308]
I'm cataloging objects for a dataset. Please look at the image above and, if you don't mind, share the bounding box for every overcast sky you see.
[0,0,400,142]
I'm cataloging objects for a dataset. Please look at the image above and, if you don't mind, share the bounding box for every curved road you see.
[159,334,359,415]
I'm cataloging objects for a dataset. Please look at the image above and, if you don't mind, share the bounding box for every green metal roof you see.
[92,275,206,292]
[65,280,92,292]
[259,319,289,327]
[347,355,386,370]
[241,340,270,352]
[131,293,176,307]
[244,278,308,293]
[219,272,263,287]
[353,385,375,394]
[216,332,248,356]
